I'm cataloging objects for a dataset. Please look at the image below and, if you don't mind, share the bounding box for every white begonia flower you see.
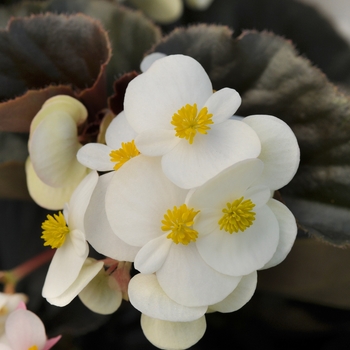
[123,54,261,189]
[141,313,206,350]
[77,111,139,173]
[188,158,298,277]
[41,171,99,304]
[26,95,90,210]
[0,302,61,350]
[105,156,242,308]
[0,294,27,335]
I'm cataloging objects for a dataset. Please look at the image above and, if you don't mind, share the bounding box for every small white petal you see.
[124,55,212,133]
[261,199,298,269]
[135,129,179,156]
[85,172,139,261]
[243,114,300,190]
[129,274,207,322]
[244,185,272,209]
[46,258,104,307]
[157,243,241,307]
[134,234,172,274]
[79,269,122,315]
[162,120,261,189]
[209,271,257,313]
[141,314,206,350]
[141,52,167,72]
[77,143,114,171]
[204,88,241,124]
[69,229,89,257]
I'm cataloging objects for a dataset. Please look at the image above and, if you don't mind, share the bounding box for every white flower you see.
[123,54,261,189]
[41,171,100,305]
[26,95,90,210]
[77,111,139,172]
[0,302,60,350]
[0,294,27,335]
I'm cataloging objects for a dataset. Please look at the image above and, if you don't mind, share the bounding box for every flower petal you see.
[141,314,206,350]
[243,114,300,190]
[162,119,261,188]
[105,156,188,247]
[85,172,139,261]
[79,269,122,315]
[140,52,167,72]
[204,88,241,124]
[209,271,257,313]
[196,205,280,276]
[262,198,298,269]
[129,274,207,322]
[77,143,114,171]
[124,55,213,133]
[157,243,241,307]
[134,234,172,274]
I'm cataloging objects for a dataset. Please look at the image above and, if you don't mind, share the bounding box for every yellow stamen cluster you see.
[218,197,256,233]
[41,211,69,249]
[171,103,213,144]
[109,140,140,170]
[28,346,38,350]
[162,204,200,245]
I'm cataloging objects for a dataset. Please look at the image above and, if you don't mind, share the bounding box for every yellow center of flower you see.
[0,306,8,316]
[41,211,69,249]
[28,346,38,350]
[161,204,200,245]
[218,197,256,233]
[171,103,213,144]
[109,140,140,170]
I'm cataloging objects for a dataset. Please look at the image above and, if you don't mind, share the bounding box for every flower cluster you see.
[32,54,299,349]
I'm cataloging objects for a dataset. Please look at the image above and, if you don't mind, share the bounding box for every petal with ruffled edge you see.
[85,172,139,261]
[204,88,241,124]
[157,243,241,307]
[209,271,257,313]
[162,119,261,189]
[141,314,206,350]
[105,156,188,247]
[261,198,298,269]
[25,158,89,210]
[5,309,46,350]
[129,274,207,322]
[124,55,213,133]
[29,112,87,188]
[42,234,89,299]
[196,205,279,276]
[79,267,122,315]
[243,115,300,190]
[46,258,104,307]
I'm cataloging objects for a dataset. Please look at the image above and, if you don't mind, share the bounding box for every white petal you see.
[77,143,114,171]
[204,88,241,124]
[46,258,104,307]
[25,157,88,210]
[105,156,188,247]
[196,205,280,276]
[209,271,257,313]
[189,158,264,211]
[6,309,46,350]
[134,234,172,274]
[141,314,206,350]
[261,199,298,269]
[135,129,179,156]
[243,114,300,190]
[69,229,89,257]
[42,238,88,299]
[192,208,222,237]
[244,185,272,209]
[29,112,87,187]
[68,171,98,232]
[85,172,139,261]
[140,52,167,72]
[129,274,207,322]
[79,269,122,315]
[162,119,261,189]
[157,243,241,307]
[124,55,212,133]
[105,111,138,149]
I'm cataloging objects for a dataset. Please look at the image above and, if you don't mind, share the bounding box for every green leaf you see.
[152,25,350,246]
